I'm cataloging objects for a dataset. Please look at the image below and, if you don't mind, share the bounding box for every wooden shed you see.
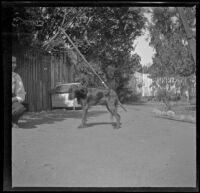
[12,45,78,112]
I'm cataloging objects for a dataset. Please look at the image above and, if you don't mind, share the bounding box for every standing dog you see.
[68,85,126,129]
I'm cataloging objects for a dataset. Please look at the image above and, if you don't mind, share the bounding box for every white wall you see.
[129,72,153,97]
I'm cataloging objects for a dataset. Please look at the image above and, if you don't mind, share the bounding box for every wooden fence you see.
[50,51,76,89]
[13,47,77,112]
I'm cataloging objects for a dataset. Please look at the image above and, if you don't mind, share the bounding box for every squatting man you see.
[12,56,26,128]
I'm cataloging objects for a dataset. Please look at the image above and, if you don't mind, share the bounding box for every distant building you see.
[141,73,153,96]
[129,72,153,97]
[129,72,196,99]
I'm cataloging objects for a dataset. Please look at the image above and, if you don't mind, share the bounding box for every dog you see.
[68,84,127,129]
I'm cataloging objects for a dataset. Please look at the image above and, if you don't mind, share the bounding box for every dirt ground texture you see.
[12,102,196,187]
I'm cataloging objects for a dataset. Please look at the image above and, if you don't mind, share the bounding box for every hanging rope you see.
[60,27,109,89]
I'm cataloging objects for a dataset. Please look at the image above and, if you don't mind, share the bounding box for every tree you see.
[148,7,196,106]
[149,7,195,78]
[12,7,146,101]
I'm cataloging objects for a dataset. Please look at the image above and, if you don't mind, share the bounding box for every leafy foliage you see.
[147,7,196,106]
[12,7,146,101]
[148,7,196,79]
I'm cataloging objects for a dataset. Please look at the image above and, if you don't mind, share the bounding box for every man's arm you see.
[13,74,26,103]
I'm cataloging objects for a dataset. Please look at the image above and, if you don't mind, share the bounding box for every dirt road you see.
[12,103,196,187]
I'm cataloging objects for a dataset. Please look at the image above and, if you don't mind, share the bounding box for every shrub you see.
[169,93,181,101]
[127,92,142,103]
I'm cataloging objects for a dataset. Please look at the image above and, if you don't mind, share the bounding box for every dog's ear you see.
[75,87,87,99]
[68,85,79,100]
[104,89,110,96]
[80,87,88,94]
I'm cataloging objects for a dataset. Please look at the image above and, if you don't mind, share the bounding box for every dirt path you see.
[12,104,196,187]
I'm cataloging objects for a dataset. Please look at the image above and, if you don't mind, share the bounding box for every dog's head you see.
[68,84,87,102]
[68,84,79,100]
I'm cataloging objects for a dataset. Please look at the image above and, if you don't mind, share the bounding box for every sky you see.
[134,31,155,67]
[133,11,155,67]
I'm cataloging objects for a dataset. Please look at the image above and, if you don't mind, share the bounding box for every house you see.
[129,72,153,97]
[141,73,153,97]
[129,71,196,100]
[149,75,196,101]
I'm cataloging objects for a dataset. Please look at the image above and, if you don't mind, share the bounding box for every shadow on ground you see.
[125,102,148,106]
[79,122,117,129]
[18,109,108,129]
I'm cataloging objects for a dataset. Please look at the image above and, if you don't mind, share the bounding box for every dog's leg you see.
[105,103,114,121]
[107,100,121,129]
[79,104,89,128]
[113,110,121,129]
